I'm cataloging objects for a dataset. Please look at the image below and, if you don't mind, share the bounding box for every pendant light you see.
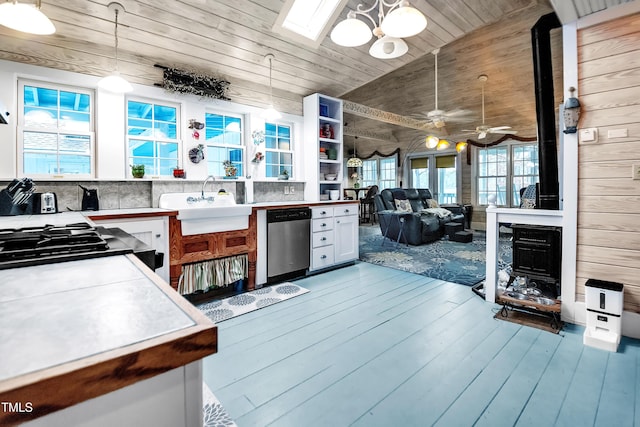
[0,0,55,35]
[347,138,363,167]
[263,54,281,120]
[98,2,133,93]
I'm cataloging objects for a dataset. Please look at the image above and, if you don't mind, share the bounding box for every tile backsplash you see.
[0,179,304,211]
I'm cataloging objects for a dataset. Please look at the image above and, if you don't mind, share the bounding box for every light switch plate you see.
[579,128,598,143]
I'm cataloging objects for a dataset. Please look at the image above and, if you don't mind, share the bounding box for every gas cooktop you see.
[0,222,133,270]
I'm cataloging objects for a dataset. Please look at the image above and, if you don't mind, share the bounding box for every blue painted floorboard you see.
[202,262,640,427]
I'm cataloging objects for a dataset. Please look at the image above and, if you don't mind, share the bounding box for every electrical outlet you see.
[290,186,295,194]
[579,128,598,143]
[633,164,640,180]
[284,186,290,195]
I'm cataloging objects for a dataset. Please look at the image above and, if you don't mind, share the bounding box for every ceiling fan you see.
[414,49,473,130]
[462,74,516,139]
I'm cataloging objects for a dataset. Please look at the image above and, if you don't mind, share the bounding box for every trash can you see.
[583,279,624,352]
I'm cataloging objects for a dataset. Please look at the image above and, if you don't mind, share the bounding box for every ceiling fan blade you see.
[478,131,487,139]
[488,126,511,131]
[442,108,473,118]
[491,129,518,134]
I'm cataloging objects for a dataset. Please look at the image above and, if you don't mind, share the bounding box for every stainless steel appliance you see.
[40,192,58,214]
[0,223,157,271]
[267,207,311,283]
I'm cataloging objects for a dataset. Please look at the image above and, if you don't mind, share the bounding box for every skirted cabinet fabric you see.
[178,254,248,295]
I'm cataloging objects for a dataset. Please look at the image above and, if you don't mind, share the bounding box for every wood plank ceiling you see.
[0,0,634,116]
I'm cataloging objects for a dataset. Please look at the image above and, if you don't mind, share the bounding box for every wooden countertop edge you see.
[86,210,178,220]
[0,255,217,426]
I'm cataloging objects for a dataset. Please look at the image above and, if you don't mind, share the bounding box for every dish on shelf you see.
[324,173,337,181]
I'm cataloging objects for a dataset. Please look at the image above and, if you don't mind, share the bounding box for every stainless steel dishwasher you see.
[267,207,311,283]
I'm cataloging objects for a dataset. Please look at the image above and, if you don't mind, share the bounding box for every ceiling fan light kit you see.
[330,0,427,59]
[0,0,56,35]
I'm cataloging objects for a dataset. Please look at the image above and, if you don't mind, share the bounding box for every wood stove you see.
[511,224,562,298]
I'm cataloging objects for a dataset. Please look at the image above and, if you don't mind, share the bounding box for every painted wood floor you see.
[202,262,640,427]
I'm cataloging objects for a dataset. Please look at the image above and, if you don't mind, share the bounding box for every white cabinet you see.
[303,94,343,202]
[334,206,359,264]
[91,216,169,282]
[309,204,358,272]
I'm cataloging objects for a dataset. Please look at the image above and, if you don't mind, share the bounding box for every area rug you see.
[197,282,309,323]
[359,227,512,286]
[203,382,236,427]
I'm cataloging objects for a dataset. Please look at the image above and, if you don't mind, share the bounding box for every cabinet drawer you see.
[311,245,335,270]
[334,204,358,217]
[312,230,334,248]
[312,206,334,219]
[312,217,334,233]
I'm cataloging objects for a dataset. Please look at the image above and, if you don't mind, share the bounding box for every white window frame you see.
[17,79,95,179]
[126,97,181,178]
[204,110,245,178]
[361,156,398,190]
[473,140,539,208]
[264,120,294,179]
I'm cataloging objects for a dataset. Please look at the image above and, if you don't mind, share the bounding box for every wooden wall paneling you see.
[576,12,640,313]
[578,212,640,230]
[578,228,640,248]
[579,196,640,213]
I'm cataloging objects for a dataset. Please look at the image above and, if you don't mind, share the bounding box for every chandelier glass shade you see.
[0,0,56,35]
[98,2,133,93]
[436,139,450,150]
[347,139,363,167]
[330,0,427,59]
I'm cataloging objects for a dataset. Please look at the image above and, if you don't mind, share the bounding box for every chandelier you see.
[330,0,427,59]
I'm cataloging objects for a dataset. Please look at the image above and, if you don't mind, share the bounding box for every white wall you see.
[0,59,304,187]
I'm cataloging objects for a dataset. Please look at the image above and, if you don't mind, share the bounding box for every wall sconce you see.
[455,141,467,153]
[563,86,581,134]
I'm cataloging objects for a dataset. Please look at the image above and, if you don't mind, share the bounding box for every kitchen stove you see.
[0,222,133,270]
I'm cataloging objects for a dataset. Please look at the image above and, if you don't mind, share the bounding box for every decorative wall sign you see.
[155,64,230,100]
[189,144,205,164]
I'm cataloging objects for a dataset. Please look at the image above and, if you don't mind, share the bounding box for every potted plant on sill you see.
[278,168,290,180]
[173,166,185,178]
[223,160,238,179]
[131,164,145,178]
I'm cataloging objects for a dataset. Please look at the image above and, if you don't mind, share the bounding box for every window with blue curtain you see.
[265,122,293,178]
[127,99,179,176]
[19,80,94,177]
[205,112,244,177]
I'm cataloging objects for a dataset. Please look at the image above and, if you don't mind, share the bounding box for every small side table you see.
[381,212,409,247]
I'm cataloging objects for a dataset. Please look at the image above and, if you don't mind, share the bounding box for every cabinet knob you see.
[321,223,327,227]
[321,237,327,241]
[321,211,326,215]
[321,255,327,259]
[336,220,340,224]
[345,209,350,213]
[155,234,161,238]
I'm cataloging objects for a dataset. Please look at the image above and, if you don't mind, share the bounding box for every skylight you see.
[274,0,348,48]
